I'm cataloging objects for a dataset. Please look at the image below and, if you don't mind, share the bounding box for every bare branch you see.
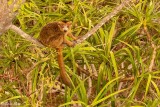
[75,0,133,44]
[9,24,44,47]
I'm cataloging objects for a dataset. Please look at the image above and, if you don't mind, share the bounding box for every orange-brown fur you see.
[39,21,77,87]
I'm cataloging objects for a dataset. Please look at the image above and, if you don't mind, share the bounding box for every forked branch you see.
[1,0,133,47]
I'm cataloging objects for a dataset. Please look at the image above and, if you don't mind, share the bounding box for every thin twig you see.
[143,24,157,72]
[75,0,133,44]
[76,64,98,80]
[149,43,157,72]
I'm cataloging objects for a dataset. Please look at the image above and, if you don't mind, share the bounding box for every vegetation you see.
[0,0,160,106]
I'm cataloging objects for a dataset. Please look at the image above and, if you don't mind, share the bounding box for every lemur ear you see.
[57,22,63,28]
[57,21,63,25]
[67,21,72,25]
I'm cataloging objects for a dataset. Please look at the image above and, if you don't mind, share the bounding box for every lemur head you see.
[57,21,72,32]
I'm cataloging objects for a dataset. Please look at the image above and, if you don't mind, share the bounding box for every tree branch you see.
[9,24,44,47]
[75,0,133,44]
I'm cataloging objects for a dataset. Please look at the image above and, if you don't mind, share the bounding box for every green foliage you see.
[0,0,160,107]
